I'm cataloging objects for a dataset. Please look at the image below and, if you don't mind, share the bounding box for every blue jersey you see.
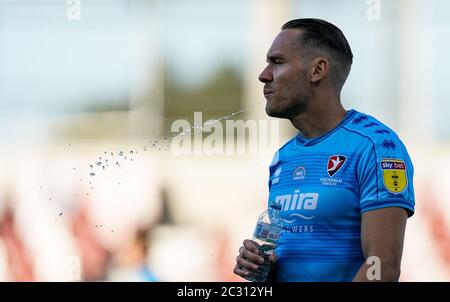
[268,109,415,282]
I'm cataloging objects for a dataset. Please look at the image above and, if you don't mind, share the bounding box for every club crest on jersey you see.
[381,159,407,194]
[327,155,347,177]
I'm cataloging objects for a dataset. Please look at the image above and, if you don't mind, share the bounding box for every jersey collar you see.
[295,109,357,146]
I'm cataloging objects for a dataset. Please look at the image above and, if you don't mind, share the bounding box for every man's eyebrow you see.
[266,54,285,62]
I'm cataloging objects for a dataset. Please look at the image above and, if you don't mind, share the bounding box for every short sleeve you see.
[357,136,415,217]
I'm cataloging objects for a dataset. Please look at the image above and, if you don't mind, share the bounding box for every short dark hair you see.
[282,18,353,92]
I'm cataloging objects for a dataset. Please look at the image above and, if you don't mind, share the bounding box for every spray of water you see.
[45,103,262,222]
[87,103,261,178]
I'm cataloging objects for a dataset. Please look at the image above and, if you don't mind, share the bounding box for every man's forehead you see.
[267,28,302,57]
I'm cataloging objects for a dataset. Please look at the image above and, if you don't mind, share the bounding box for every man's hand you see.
[234,239,278,281]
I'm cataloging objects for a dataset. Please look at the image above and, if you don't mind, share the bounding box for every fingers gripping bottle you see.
[249,202,284,282]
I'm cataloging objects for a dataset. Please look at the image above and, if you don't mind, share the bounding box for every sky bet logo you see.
[381,161,405,170]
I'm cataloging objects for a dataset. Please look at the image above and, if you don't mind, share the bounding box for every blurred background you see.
[0,0,449,281]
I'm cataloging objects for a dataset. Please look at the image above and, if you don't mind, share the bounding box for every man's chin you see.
[265,105,289,119]
[266,101,308,119]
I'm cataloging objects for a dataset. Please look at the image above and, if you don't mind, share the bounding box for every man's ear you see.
[309,57,329,83]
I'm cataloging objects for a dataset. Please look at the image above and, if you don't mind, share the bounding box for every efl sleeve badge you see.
[380,159,407,194]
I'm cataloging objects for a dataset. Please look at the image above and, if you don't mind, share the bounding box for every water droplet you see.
[96,162,102,166]
[99,157,102,160]
[110,152,114,156]
[40,186,43,189]
[130,151,134,155]
[90,172,95,177]
[68,144,71,147]
[119,151,123,156]
[73,168,76,170]
[124,156,127,160]
[90,165,93,169]
[59,213,63,216]
[131,159,133,161]
[49,198,52,201]
[105,159,108,163]
[102,166,105,170]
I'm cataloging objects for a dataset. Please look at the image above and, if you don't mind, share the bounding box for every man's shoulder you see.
[342,110,411,162]
[268,136,296,167]
[278,135,297,151]
[342,110,402,147]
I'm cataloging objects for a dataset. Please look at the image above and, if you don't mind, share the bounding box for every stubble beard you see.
[265,89,311,119]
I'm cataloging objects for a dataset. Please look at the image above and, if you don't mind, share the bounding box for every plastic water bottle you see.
[248,202,284,282]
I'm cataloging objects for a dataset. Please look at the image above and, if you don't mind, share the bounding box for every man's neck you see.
[290,97,347,139]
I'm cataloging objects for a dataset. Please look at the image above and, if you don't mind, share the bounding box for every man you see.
[234,18,415,282]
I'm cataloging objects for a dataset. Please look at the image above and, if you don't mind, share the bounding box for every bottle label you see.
[253,222,282,244]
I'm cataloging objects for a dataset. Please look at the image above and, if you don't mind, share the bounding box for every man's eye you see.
[273,60,283,64]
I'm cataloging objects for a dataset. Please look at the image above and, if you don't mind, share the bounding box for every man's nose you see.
[258,65,272,83]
